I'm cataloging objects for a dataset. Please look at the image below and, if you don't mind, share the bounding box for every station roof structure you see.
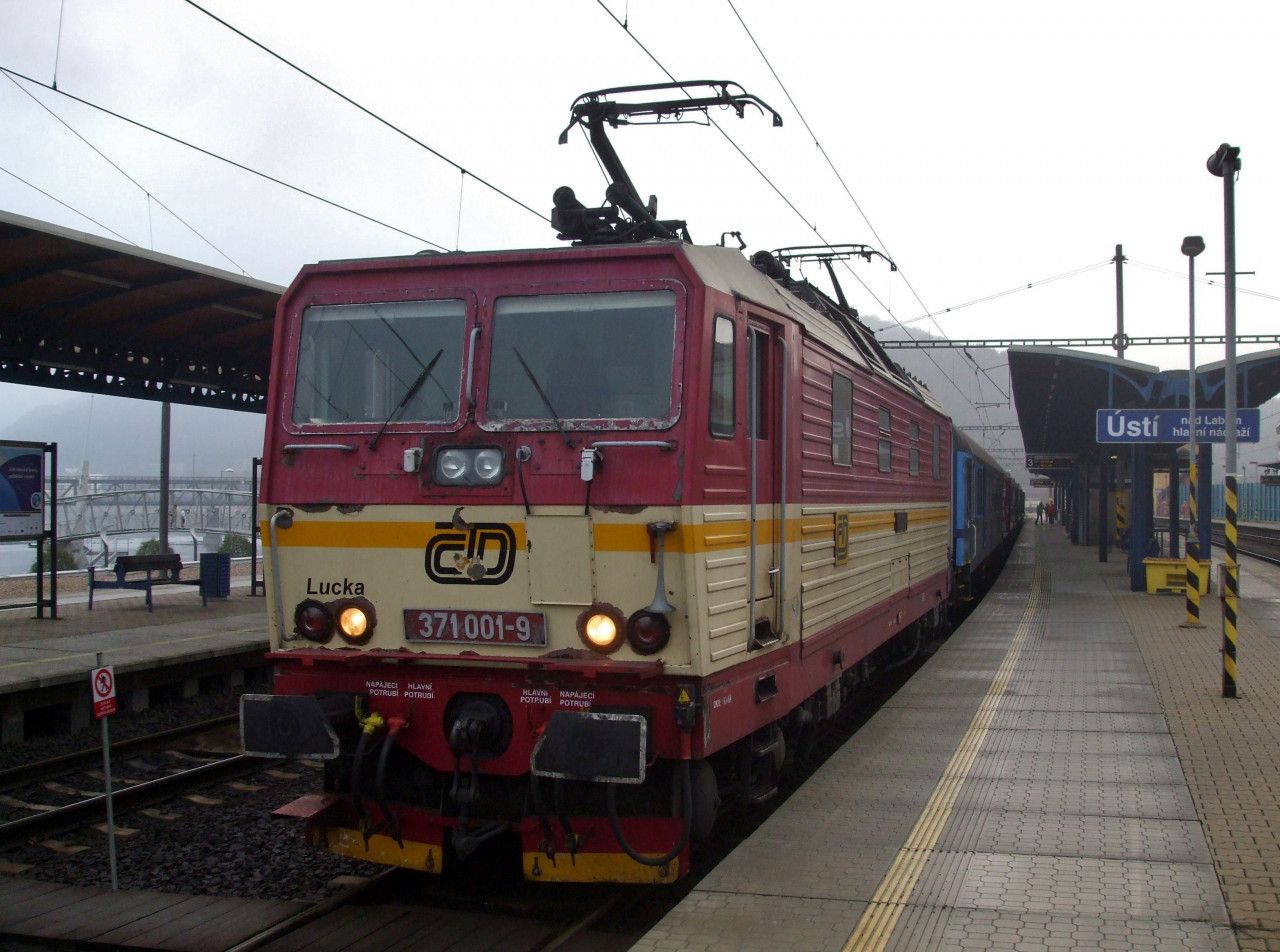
[0,210,284,412]
[1010,344,1280,471]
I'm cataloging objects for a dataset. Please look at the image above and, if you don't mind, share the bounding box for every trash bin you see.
[199,552,232,603]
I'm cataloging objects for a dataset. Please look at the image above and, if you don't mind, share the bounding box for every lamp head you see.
[1181,235,1205,258]
[1206,143,1241,178]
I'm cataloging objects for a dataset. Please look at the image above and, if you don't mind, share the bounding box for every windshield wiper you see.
[512,347,573,447]
[369,348,444,450]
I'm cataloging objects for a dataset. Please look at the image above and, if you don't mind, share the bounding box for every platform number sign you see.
[91,664,117,719]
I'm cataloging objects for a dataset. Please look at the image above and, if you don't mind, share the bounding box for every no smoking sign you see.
[91,664,117,719]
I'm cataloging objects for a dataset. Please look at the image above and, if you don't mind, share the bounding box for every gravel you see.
[0,687,376,901]
[0,685,255,773]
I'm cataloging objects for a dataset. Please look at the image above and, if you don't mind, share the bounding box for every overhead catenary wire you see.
[0,162,138,245]
[725,3,968,344]
[719,0,1016,429]
[3,71,248,274]
[180,0,550,226]
[898,260,1114,325]
[1129,260,1280,304]
[592,1,988,425]
[0,67,451,252]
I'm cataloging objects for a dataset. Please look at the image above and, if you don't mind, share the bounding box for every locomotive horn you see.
[646,521,677,614]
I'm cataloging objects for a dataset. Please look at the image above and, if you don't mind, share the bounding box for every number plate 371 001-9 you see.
[403,609,546,646]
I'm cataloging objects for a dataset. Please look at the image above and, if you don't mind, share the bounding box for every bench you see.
[88,553,217,611]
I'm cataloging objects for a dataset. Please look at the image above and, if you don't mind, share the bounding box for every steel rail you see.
[0,713,240,792]
[1209,521,1280,566]
[0,752,272,849]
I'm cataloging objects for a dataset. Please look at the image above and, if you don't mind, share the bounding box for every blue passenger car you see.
[952,430,1024,597]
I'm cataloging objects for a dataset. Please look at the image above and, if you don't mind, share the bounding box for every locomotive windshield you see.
[292,300,466,425]
[484,290,676,426]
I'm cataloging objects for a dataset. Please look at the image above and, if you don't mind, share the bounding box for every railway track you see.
[1210,520,1280,565]
[0,712,240,794]
[0,750,271,850]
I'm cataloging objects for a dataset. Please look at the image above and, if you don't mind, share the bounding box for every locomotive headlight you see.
[473,448,504,482]
[577,602,625,654]
[333,597,377,645]
[433,446,505,486]
[339,605,368,638]
[437,449,469,482]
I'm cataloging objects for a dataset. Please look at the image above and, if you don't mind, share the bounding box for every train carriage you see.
[953,430,1025,598]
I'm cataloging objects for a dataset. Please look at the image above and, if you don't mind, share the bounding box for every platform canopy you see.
[1010,345,1280,471]
[0,210,284,412]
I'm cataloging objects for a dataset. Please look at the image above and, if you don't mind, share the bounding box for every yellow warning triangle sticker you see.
[677,687,691,704]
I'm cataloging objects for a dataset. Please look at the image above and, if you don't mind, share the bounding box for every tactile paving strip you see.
[967,750,1188,785]
[981,727,1178,757]
[934,852,1229,924]
[936,809,1213,864]
[953,777,1199,820]
[886,905,1238,951]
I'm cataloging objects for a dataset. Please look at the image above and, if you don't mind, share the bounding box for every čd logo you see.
[425,522,516,585]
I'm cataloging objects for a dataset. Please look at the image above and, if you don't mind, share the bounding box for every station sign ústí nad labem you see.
[1096,408,1261,444]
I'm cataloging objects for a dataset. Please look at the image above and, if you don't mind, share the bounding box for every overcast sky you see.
[1,0,1278,471]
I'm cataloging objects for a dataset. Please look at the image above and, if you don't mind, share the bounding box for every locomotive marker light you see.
[293,599,334,643]
[626,610,671,655]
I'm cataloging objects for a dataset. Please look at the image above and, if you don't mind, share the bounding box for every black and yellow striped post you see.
[1222,473,1239,698]
[1114,494,1127,546]
[1182,459,1203,628]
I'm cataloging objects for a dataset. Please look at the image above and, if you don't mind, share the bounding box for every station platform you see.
[0,578,268,743]
[635,525,1280,952]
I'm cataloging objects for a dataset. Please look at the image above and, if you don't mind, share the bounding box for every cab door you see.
[745,313,786,647]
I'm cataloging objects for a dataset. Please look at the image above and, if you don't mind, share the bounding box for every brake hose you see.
[605,758,693,868]
[372,717,406,847]
[351,710,385,842]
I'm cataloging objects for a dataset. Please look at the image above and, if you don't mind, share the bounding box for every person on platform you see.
[1036,501,1045,525]
[1046,499,1057,525]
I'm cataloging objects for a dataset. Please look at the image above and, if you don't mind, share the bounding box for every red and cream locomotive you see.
[242,82,1019,883]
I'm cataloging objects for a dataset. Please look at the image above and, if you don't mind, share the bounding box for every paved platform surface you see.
[0,578,268,697]
[0,876,306,951]
[635,526,1280,951]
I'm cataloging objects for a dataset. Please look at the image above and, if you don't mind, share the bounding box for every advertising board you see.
[0,442,45,540]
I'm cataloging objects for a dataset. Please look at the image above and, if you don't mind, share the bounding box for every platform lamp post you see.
[1207,142,1241,698]
[1180,235,1205,629]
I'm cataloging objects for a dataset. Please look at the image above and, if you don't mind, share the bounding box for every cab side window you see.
[832,372,852,466]
[710,315,735,438]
